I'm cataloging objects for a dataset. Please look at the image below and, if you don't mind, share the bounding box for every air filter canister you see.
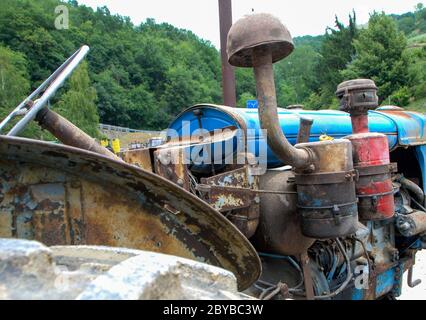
[295,139,359,239]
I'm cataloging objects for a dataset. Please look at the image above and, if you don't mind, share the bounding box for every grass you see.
[119,131,165,149]
[408,33,426,44]
[405,96,426,112]
[407,33,426,48]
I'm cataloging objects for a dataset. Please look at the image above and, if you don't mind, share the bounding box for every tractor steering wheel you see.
[0,46,90,136]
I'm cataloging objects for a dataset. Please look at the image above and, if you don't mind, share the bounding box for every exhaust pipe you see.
[227,13,314,169]
[36,107,123,161]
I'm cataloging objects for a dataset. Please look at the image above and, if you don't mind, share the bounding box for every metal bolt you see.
[166,167,173,178]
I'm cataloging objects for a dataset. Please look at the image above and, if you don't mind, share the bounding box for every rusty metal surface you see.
[252,170,315,256]
[296,117,314,144]
[218,0,236,107]
[0,136,261,290]
[300,252,315,300]
[252,52,314,170]
[198,167,260,238]
[295,140,358,239]
[154,148,190,191]
[201,166,255,188]
[341,82,396,222]
[36,108,121,161]
[227,13,294,68]
[227,14,313,170]
[202,186,260,239]
[396,211,426,237]
[336,79,379,115]
[207,187,253,211]
[120,148,154,171]
[347,133,395,221]
[162,125,238,150]
[373,109,426,146]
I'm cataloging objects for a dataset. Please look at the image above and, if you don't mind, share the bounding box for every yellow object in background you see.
[100,139,109,148]
[319,135,334,141]
[111,139,121,154]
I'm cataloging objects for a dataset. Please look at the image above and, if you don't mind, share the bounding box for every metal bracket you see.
[300,252,315,300]
[407,266,422,288]
[332,205,342,226]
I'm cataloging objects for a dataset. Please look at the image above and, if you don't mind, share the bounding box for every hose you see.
[256,252,305,300]
[313,239,353,300]
[257,252,304,290]
[399,176,425,206]
[411,197,426,212]
[258,239,353,300]
[260,282,288,300]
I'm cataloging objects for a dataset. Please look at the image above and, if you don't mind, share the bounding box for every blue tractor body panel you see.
[168,104,426,168]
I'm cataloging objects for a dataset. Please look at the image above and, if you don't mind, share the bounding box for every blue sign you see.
[246,100,259,109]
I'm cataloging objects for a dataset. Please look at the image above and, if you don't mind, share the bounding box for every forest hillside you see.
[0,0,425,137]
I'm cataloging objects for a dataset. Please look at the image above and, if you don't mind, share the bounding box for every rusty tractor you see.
[1,13,426,300]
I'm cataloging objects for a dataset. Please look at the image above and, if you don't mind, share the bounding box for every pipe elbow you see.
[253,55,314,170]
[258,104,314,169]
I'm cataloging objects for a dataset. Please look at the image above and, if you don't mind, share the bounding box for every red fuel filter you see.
[337,79,395,221]
[345,132,394,220]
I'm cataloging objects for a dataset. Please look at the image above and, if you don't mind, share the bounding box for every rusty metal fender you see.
[0,136,261,290]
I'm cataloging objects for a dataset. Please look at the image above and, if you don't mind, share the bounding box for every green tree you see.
[342,12,409,102]
[0,45,52,139]
[406,46,426,101]
[1,0,424,129]
[128,84,161,130]
[398,15,416,35]
[312,12,358,107]
[275,45,321,106]
[235,68,256,104]
[389,86,411,106]
[237,92,256,108]
[56,62,100,138]
[0,0,225,130]
[277,83,298,107]
[415,3,426,33]
[93,70,131,126]
[0,46,30,114]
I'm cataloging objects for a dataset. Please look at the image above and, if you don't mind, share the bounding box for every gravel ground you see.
[399,250,426,300]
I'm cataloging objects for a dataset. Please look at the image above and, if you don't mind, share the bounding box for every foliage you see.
[342,13,409,102]
[0,0,425,139]
[389,86,411,106]
[0,45,55,138]
[275,45,321,106]
[406,46,426,100]
[237,92,256,108]
[313,12,358,107]
[0,46,30,113]
[56,61,100,137]
[0,0,222,131]
[393,3,426,36]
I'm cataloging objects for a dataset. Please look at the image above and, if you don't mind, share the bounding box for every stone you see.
[0,238,57,299]
[0,239,253,300]
[77,251,239,300]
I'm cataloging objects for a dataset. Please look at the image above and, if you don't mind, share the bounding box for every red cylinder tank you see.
[337,79,395,221]
[345,132,395,220]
